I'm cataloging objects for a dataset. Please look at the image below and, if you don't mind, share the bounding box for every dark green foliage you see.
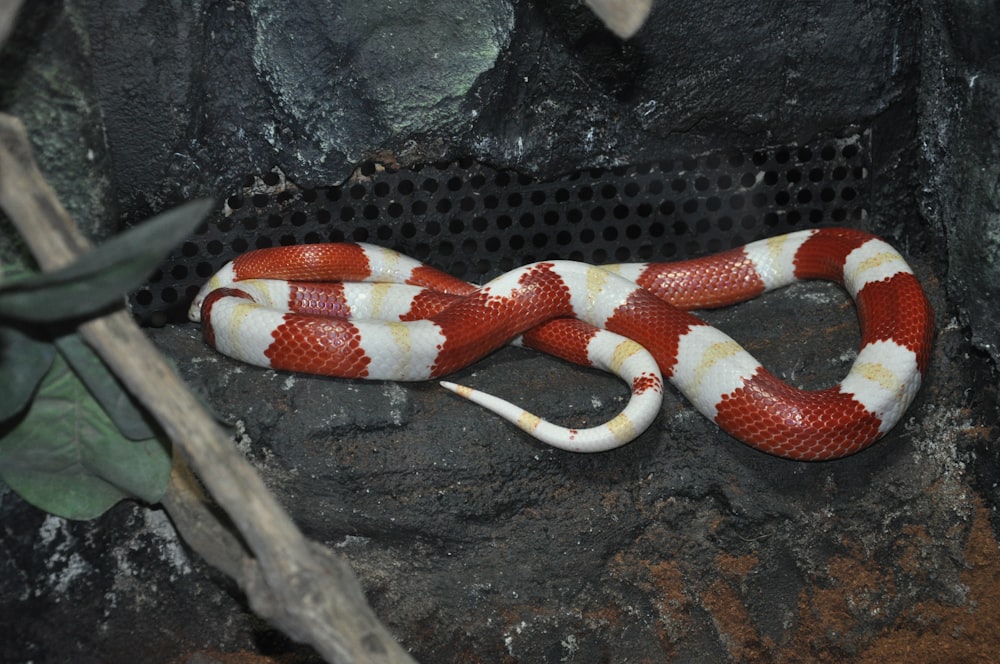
[0,199,212,518]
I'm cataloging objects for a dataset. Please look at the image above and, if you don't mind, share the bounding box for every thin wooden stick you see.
[0,113,415,664]
[0,0,26,49]
[584,0,653,39]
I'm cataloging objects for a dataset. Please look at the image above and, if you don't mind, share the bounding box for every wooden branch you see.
[0,0,26,50]
[0,113,416,664]
[584,0,653,39]
[161,453,249,583]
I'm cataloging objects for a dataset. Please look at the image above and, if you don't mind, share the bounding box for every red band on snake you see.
[189,227,933,460]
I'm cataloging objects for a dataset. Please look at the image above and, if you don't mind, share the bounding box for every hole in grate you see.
[133,132,871,326]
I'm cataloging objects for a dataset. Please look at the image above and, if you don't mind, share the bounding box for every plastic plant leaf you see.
[55,333,158,441]
[0,353,171,520]
[0,198,214,323]
[0,325,56,422]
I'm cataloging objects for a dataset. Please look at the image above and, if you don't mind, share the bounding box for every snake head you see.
[188,263,237,322]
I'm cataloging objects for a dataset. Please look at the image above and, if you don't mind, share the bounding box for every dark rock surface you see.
[920,0,1000,365]
[5,259,997,661]
[1,0,999,662]
[149,264,981,661]
[69,0,922,221]
[0,488,294,663]
[0,1,115,241]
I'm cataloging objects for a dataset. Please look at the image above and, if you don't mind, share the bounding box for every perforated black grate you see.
[132,131,870,326]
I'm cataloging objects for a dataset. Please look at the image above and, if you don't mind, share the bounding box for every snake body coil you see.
[190,228,933,460]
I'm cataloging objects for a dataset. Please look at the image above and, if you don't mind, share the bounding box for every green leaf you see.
[0,353,171,519]
[0,198,214,323]
[55,333,158,441]
[0,325,56,422]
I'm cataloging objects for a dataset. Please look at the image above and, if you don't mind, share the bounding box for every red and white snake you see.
[189,227,933,460]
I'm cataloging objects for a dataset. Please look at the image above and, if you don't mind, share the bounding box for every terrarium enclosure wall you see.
[2,1,999,662]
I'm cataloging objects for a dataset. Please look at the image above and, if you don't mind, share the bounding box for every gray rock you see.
[920,0,1000,365]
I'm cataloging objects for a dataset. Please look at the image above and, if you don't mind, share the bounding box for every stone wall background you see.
[2,1,999,662]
